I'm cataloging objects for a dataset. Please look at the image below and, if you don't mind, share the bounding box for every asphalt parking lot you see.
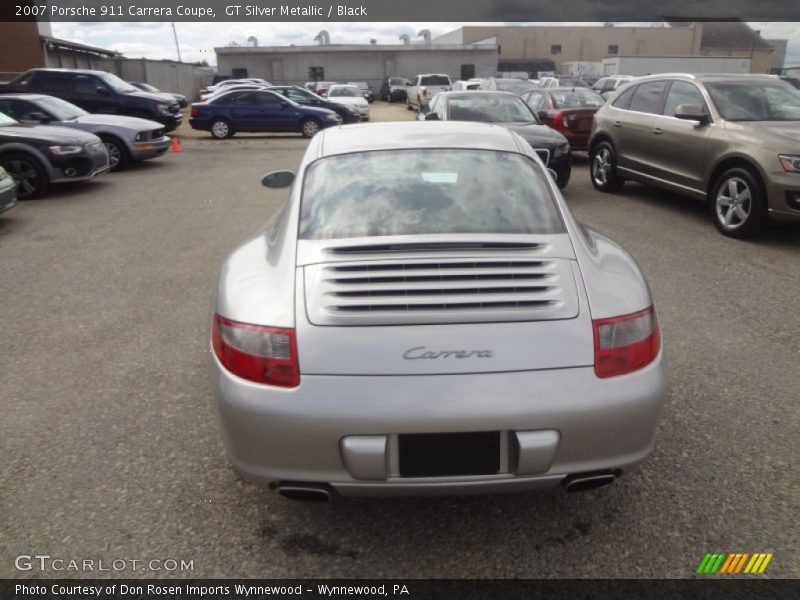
[2,101,798,579]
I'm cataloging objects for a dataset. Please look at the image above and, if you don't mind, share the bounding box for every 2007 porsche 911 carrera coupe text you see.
[209,121,666,500]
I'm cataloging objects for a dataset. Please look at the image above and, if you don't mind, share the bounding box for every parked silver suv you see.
[589,74,800,238]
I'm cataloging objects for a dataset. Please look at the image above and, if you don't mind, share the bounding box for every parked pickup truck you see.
[0,69,183,132]
[406,74,452,111]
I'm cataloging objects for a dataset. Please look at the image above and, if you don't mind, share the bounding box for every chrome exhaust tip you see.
[276,483,333,502]
[563,471,618,493]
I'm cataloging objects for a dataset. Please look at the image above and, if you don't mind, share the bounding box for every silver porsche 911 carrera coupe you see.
[210,121,666,500]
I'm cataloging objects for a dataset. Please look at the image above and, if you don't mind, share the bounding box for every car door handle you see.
[652,127,664,135]
[612,120,622,128]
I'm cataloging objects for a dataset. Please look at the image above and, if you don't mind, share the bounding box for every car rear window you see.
[299,149,564,239]
[550,90,605,108]
[420,76,450,86]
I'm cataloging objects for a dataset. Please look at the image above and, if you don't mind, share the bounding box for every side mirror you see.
[96,86,110,95]
[280,101,288,108]
[424,112,439,121]
[547,168,558,182]
[262,170,295,189]
[537,111,548,121]
[28,111,51,124]
[674,104,710,125]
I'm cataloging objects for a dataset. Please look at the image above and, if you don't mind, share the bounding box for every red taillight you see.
[592,306,660,378]
[190,106,198,117]
[211,314,299,387]
[552,111,566,130]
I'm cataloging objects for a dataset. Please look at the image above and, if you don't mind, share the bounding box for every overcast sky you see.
[51,22,800,67]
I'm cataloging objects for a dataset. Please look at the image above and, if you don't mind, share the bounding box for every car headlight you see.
[49,145,83,156]
[553,143,571,158]
[0,166,7,180]
[779,155,800,173]
[156,104,171,115]
[347,106,360,115]
[325,113,340,121]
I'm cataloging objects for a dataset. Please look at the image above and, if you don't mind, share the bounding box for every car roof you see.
[319,121,521,157]
[436,90,521,99]
[633,73,779,84]
[0,93,51,101]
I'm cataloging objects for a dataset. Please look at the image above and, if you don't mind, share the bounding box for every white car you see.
[200,84,269,102]
[325,85,370,120]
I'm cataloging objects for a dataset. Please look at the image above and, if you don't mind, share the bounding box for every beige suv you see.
[589,74,800,238]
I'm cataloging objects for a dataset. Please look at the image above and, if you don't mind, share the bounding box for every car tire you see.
[710,167,768,239]
[300,118,321,138]
[406,99,414,111]
[210,119,233,140]
[556,170,571,190]
[99,135,130,172]
[589,141,625,192]
[0,152,48,200]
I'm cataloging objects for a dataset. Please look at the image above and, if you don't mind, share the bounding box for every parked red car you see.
[521,87,605,151]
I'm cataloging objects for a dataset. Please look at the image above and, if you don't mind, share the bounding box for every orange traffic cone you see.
[170,137,182,152]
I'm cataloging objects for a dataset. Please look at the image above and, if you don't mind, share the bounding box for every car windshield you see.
[329,86,361,97]
[97,73,138,94]
[421,76,450,86]
[447,94,536,123]
[706,82,800,121]
[550,90,605,108]
[389,78,407,85]
[299,149,564,239]
[557,78,589,88]
[496,81,539,94]
[0,111,18,126]
[349,82,368,90]
[36,96,88,120]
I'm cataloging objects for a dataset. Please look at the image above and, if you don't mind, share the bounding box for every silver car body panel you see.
[211,121,663,496]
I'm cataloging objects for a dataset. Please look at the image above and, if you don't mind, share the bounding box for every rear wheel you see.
[590,141,625,192]
[300,118,321,138]
[406,98,414,111]
[710,167,767,239]
[100,135,129,171]
[1,152,48,200]
[210,119,233,139]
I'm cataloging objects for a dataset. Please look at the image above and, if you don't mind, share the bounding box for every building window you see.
[608,45,619,55]
[309,66,324,81]
[497,45,502,55]
[460,64,475,80]
[232,68,248,78]
[550,44,561,55]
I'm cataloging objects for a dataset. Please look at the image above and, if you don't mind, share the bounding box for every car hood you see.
[502,123,568,147]
[74,114,164,130]
[734,120,800,147]
[0,123,100,144]
[327,97,367,107]
[130,90,176,104]
[302,106,337,118]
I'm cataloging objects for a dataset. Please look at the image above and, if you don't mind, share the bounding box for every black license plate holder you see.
[398,431,501,477]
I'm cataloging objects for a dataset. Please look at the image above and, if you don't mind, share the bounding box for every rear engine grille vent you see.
[304,258,579,325]
[328,242,543,255]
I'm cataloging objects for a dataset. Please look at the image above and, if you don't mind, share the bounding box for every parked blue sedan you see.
[189,89,341,139]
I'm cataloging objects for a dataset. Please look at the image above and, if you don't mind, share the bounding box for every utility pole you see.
[171,22,182,62]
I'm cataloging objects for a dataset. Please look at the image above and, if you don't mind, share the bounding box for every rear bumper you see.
[210,351,666,496]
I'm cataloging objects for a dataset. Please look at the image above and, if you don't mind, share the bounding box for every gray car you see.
[589,73,800,238]
[209,121,666,500]
[0,94,169,171]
